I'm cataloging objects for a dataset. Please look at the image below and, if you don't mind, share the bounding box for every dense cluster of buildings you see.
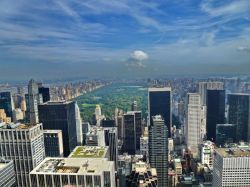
[0,78,250,187]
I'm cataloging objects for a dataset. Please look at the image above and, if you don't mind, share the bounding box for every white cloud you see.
[130,50,149,61]
[238,46,250,52]
[201,0,250,17]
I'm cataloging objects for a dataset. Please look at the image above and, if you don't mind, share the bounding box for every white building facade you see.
[0,123,45,187]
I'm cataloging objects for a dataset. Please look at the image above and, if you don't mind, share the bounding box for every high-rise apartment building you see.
[131,101,138,111]
[0,122,45,187]
[140,128,148,159]
[0,158,16,187]
[148,87,172,137]
[25,79,43,124]
[43,130,64,157]
[149,115,168,187]
[38,101,78,156]
[75,103,83,145]
[115,109,124,140]
[228,93,250,142]
[30,158,116,187]
[186,93,204,157]
[206,89,225,141]
[123,111,142,154]
[213,146,250,187]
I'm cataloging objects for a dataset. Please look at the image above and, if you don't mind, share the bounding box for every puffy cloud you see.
[130,50,149,61]
[125,50,149,68]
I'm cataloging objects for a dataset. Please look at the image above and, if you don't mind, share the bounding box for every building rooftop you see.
[217,124,236,127]
[43,129,62,134]
[41,101,73,105]
[0,122,38,130]
[228,93,250,96]
[69,146,108,158]
[30,158,114,175]
[148,87,171,92]
[216,147,250,158]
[132,161,157,176]
[124,111,142,115]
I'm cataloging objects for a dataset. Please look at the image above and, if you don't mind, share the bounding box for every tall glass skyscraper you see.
[0,92,14,119]
[123,111,142,154]
[149,115,168,187]
[148,87,172,137]
[228,93,250,142]
[38,101,78,156]
[206,89,225,141]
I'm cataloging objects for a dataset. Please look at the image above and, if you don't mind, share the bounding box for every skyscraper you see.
[86,126,105,146]
[123,111,142,154]
[43,130,64,157]
[213,146,250,187]
[149,115,168,187]
[38,86,50,102]
[216,124,237,146]
[104,127,118,169]
[227,93,250,142]
[199,82,224,106]
[0,123,45,187]
[148,87,172,137]
[0,158,16,187]
[25,79,43,124]
[186,93,203,157]
[131,101,138,111]
[75,102,83,145]
[38,101,78,156]
[206,89,225,141]
[0,92,14,119]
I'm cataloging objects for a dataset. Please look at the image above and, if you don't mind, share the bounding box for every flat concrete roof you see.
[148,87,171,92]
[216,147,250,158]
[31,158,114,175]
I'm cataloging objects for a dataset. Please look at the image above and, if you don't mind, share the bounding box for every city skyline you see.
[0,0,250,80]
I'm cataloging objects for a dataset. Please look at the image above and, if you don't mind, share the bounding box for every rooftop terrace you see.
[69,146,108,158]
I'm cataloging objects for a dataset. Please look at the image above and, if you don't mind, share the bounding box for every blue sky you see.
[0,0,250,80]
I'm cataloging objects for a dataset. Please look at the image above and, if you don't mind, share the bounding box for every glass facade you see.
[206,89,225,141]
[228,94,250,142]
[149,89,171,137]
[38,101,77,157]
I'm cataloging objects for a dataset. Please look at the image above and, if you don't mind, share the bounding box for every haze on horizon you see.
[0,0,250,81]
